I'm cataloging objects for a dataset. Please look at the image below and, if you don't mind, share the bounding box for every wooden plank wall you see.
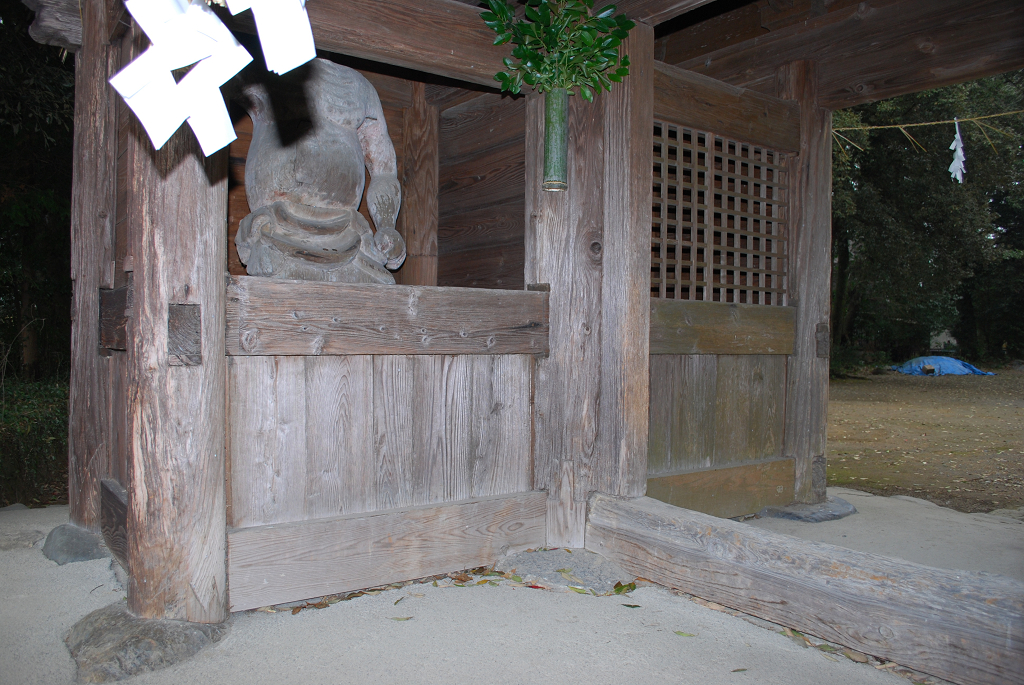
[228,354,533,529]
[648,354,786,476]
[437,93,526,290]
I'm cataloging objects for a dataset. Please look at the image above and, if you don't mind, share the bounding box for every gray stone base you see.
[496,548,635,593]
[42,523,108,565]
[757,495,857,523]
[66,602,229,683]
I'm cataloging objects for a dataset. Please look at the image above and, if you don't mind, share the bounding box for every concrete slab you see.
[0,505,919,685]
[746,487,1024,582]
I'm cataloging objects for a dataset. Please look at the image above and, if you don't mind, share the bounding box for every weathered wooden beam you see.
[98,285,129,351]
[650,300,795,355]
[646,459,794,518]
[396,82,439,286]
[226,276,549,356]
[587,494,1024,685]
[126,101,228,622]
[613,0,716,26]
[68,0,121,530]
[227,492,547,611]
[526,25,653,547]
[778,61,830,505]
[223,0,507,89]
[99,479,128,569]
[667,0,1024,109]
[654,62,800,152]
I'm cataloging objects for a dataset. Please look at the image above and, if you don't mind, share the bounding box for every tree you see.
[831,71,1024,365]
[0,0,75,379]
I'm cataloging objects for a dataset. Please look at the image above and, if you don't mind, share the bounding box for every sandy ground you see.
[827,367,1024,512]
[9,500,1019,685]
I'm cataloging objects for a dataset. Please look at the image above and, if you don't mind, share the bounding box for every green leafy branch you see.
[481,0,634,102]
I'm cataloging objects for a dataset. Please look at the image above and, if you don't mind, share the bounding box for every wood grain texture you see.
[587,494,1024,685]
[777,62,830,504]
[125,112,227,621]
[396,82,438,286]
[613,0,716,25]
[669,0,1024,110]
[438,142,525,219]
[439,94,525,164]
[228,492,547,611]
[228,354,532,529]
[226,276,548,356]
[68,0,121,530]
[653,62,800,153]
[646,458,795,518]
[99,285,129,350]
[437,243,526,291]
[437,203,525,256]
[226,0,508,89]
[648,354,786,475]
[22,0,82,51]
[650,300,795,355]
[100,479,128,569]
[596,24,654,499]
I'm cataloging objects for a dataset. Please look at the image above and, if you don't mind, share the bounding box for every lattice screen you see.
[651,121,789,305]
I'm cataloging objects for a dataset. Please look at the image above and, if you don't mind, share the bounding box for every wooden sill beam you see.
[226,276,549,356]
[228,491,547,611]
[650,300,795,355]
[586,494,1024,685]
[663,0,1024,110]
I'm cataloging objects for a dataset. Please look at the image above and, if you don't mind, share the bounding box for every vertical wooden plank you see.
[373,355,417,510]
[106,351,128,485]
[526,90,605,548]
[304,355,375,518]
[526,24,654,546]
[646,354,679,476]
[676,354,717,472]
[777,61,832,503]
[471,355,532,497]
[713,355,756,466]
[397,82,439,286]
[125,125,228,622]
[68,0,120,530]
[431,356,473,503]
[596,23,654,497]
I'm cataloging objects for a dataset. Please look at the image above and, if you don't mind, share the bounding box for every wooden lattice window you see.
[651,122,789,305]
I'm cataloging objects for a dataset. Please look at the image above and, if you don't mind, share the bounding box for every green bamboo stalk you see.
[543,88,568,192]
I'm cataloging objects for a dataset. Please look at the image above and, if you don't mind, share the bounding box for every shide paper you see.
[225,0,316,76]
[948,118,966,184]
[110,0,316,156]
[109,0,252,155]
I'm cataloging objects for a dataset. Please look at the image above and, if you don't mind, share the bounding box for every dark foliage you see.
[831,71,1024,366]
[0,380,68,506]
[0,0,75,381]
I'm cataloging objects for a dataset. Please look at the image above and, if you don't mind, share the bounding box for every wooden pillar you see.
[68,0,120,529]
[125,125,228,621]
[526,24,653,546]
[776,61,832,504]
[397,82,439,286]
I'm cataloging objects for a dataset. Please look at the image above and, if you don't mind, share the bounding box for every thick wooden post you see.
[125,125,228,622]
[526,25,653,546]
[777,61,832,503]
[68,0,120,529]
[397,82,439,286]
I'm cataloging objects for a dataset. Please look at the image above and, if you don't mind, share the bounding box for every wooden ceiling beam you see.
[227,0,509,89]
[664,0,1024,110]
[613,0,717,26]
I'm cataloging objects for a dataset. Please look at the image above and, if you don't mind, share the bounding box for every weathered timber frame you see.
[45,0,1022,683]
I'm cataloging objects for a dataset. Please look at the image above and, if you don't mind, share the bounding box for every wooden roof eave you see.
[659,0,1024,110]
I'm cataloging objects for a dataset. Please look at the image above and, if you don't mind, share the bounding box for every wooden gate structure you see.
[27,0,1024,683]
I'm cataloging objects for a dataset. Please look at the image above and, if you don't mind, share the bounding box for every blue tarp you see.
[892,356,995,376]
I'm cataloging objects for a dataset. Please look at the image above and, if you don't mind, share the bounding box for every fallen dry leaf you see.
[674,631,697,637]
[844,649,869,663]
[390,616,413,621]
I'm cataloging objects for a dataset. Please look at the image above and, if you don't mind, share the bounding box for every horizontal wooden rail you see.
[586,494,1024,685]
[228,491,547,611]
[646,459,795,518]
[650,299,794,355]
[226,276,548,356]
[653,61,801,153]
